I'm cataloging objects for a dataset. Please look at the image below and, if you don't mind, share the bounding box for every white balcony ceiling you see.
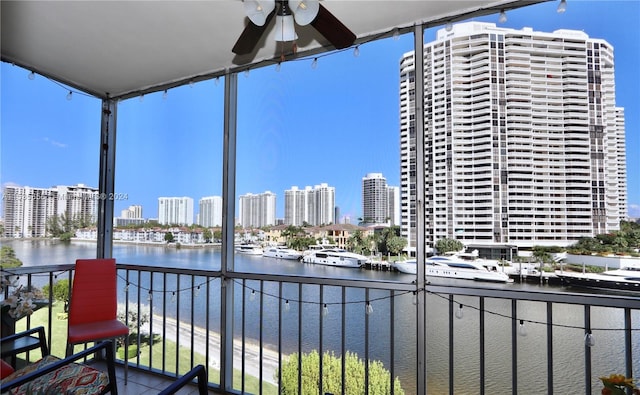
[1,0,547,100]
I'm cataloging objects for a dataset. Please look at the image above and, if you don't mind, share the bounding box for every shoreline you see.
[0,237,222,249]
[149,314,280,386]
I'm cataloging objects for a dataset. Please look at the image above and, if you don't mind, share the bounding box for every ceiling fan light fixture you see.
[275,14,297,42]
[288,0,319,26]
[244,0,275,26]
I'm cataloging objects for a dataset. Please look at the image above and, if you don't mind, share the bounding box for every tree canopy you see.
[567,221,640,256]
[278,350,404,395]
[0,246,23,268]
[435,238,464,254]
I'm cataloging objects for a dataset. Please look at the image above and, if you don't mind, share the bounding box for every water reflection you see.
[4,239,639,394]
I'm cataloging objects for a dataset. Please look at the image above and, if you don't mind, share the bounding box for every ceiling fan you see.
[232,0,356,56]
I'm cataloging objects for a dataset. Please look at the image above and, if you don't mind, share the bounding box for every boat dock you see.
[508,272,562,285]
[366,260,393,271]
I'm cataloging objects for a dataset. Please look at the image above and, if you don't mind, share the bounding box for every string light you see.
[365,302,373,315]
[66,91,73,101]
[284,300,290,312]
[28,71,35,80]
[275,62,281,72]
[392,28,400,41]
[194,285,200,298]
[215,77,220,86]
[139,94,144,103]
[104,273,639,335]
[412,291,417,305]
[147,290,153,302]
[518,319,527,337]
[162,90,168,100]
[557,0,567,13]
[244,69,250,78]
[353,46,360,57]
[250,289,256,301]
[171,291,177,304]
[114,273,213,298]
[311,58,318,69]
[455,304,464,319]
[584,331,595,347]
[498,10,507,23]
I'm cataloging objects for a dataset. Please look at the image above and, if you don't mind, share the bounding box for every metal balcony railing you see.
[3,264,639,395]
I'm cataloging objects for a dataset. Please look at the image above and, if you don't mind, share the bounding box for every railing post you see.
[220,69,238,392]
[97,98,117,259]
[546,302,554,395]
[413,22,427,395]
[511,299,518,395]
[624,308,633,390]
[584,305,592,394]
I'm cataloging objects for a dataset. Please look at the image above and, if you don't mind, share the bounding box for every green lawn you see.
[16,302,278,395]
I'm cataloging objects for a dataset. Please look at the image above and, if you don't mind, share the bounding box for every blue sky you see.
[1,0,639,222]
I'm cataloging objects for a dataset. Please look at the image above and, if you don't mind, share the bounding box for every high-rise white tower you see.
[238,191,276,228]
[2,184,98,238]
[399,22,626,255]
[199,196,222,227]
[158,197,194,225]
[310,183,335,226]
[284,186,309,226]
[284,184,335,226]
[362,173,389,225]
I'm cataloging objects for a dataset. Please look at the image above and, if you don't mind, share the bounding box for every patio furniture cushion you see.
[0,360,14,379]
[67,319,130,345]
[0,355,109,395]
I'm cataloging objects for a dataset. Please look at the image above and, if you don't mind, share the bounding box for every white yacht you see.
[262,246,303,261]
[393,255,512,283]
[302,248,370,268]
[235,244,264,255]
[302,244,338,256]
[555,264,640,293]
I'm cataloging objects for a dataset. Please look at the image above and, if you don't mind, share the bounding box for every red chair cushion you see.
[67,319,129,344]
[0,360,14,379]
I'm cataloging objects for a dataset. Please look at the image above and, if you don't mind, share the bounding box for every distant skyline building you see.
[284,186,310,226]
[387,185,400,226]
[238,191,276,228]
[310,183,335,226]
[399,22,627,257]
[115,204,144,227]
[158,197,194,226]
[362,173,400,227]
[2,183,98,238]
[121,205,142,219]
[362,173,389,225]
[198,196,223,227]
[615,107,628,220]
[284,183,336,226]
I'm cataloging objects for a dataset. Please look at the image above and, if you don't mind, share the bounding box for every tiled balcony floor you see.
[91,361,221,395]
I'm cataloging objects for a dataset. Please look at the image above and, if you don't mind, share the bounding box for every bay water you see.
[3,239,638,394]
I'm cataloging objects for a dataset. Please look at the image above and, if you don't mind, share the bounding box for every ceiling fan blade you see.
[232,12,275,55]
[310,4,356,49]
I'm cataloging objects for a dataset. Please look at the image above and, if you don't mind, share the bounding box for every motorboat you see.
[234,244,263,255]
[302,243,338,256]
[555,264,640,293]
[301,248,370,268]
[262,246,303,260]
[392,255,512,283]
